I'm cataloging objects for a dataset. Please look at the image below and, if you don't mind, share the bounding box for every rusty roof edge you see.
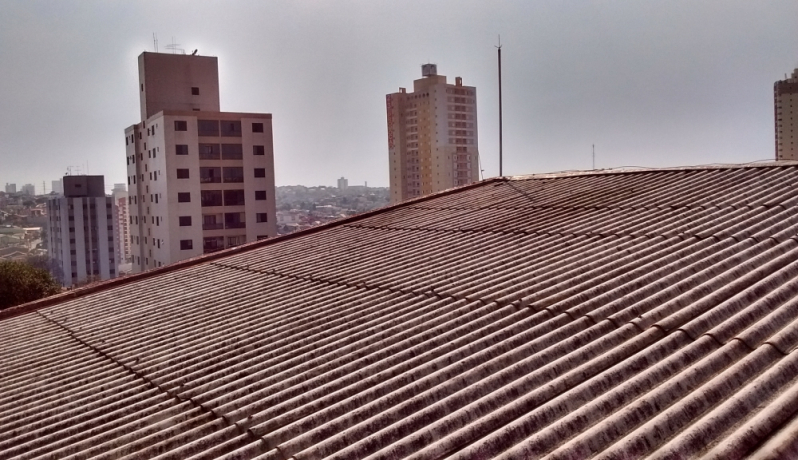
[0,177,504,322]
[506,161,798,181]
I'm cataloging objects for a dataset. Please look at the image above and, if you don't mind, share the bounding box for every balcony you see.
[202,223,224,230]
[223,176,244,183]
[200,177,221,183]
[225,222,246,229]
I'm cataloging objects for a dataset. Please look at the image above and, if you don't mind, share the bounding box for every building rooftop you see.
[4,162,798,459]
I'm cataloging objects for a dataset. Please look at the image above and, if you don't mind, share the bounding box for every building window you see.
[221,144,243,160]
[223,167,244,183]
[191,87,200,95]
[256,213,268,223]
[252,122,264,133]
[200,167,222,183]
[221,121,242,137]
[257,235,269,240]
[227,235,246,247]
[179,216,192,226]
[180,239,193,250]
[178,192,191,203]
[176,144,189,155]
[203,236,224,253]
[223,189,245,206]
[198,120,219,136]
[224,212,245,229]
[254,168,266,178]
[174,120,188,131]
[199,143,220,159]
[201,190,224,207]
[176,169,190,179]
[255,190,267,200]
[253,145,265,155]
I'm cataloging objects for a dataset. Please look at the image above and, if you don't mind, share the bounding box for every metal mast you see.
[497,36,503,177]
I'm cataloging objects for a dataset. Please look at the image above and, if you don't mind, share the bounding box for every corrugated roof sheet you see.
[3,163,798,459]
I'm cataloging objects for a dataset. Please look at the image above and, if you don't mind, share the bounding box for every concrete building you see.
[112,183,130,264]
[776,67,798,160]
[51,179,64,195]
[46,175,118,287]
[386,64,479,204]
[21,184,35,196]
[4,183,16,194]
[337,177,348,189]
[125,51,276,273]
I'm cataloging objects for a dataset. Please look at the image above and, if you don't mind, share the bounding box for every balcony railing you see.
[223,177,244,183]
[202,223,224,230]
[225,222,246,229]
[203,247,224,254]
[200,177,221,183]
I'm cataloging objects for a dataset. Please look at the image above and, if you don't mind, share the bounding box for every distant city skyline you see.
[1,1,797,189]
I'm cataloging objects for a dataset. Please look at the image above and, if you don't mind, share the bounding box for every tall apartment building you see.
[125,52,276,273]
[21,184,35,196]
[47,176,118,287]
[4,184,16,194]
[776,67,798,160]
[51,179,64,195]
[386,64,479,204]
[112,183,130,263]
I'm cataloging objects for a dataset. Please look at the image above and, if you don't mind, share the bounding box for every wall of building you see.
[776,68,798,160]
[139,52,221,120]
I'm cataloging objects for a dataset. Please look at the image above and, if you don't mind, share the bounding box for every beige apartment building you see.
[386,64,479,204]
[125,52,276,273]
[776,67,798,160]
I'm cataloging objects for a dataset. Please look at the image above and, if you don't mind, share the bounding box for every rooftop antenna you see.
[592,144,595,170]
[166,37,184,55]
[496,35,503,177]
[153,33,159,52]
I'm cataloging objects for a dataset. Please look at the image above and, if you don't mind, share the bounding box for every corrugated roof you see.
[3,163,798,459]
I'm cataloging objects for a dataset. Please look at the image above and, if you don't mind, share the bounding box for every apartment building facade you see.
[386,64,479,204]
[111,183,130,263]
[125,52,276,273]
[776,68,798,160]
[47,175,118,287]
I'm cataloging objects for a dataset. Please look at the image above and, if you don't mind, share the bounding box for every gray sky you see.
[1,1,796,191]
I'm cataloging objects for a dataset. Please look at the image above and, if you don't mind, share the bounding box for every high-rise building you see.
[4,183,16,194]
[21,184,35,196]
[51,179,64,195]
[776,68,798,160]
[125,52,276,273]
[337,177,348,189]
[386,64,479,204]
[47,175,118,287]
[112,183,130,264]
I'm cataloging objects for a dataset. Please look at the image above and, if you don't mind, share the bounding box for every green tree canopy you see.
[0,260,61,310]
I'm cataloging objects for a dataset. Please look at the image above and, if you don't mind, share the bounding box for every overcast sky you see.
[1,1,796,192]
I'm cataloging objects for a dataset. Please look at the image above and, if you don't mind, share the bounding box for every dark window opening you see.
[180,239,193,250]
[174,120,188,131]
[176,169,190,179]
[176,144,189,155]
[252,122,264,133]
[191,87,200,95]
[179,216,192,226]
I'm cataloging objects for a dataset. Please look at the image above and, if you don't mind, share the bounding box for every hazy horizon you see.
[1,1,796,192]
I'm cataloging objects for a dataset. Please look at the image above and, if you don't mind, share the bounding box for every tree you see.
[0,260,61,310]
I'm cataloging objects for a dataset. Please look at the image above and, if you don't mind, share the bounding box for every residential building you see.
[337,176,348,189]
[775,67,798,160]
[386,64,479,203]
[7,163,798,459]
[20,183,35,196]
[111,183,130,264]
[125,51,276,273]
[51,179,63,195]
[46,175,118,287]
[4,183,16,194]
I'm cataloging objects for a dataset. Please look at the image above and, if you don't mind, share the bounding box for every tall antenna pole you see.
[592,144,595,170]
[497,36,503,177]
